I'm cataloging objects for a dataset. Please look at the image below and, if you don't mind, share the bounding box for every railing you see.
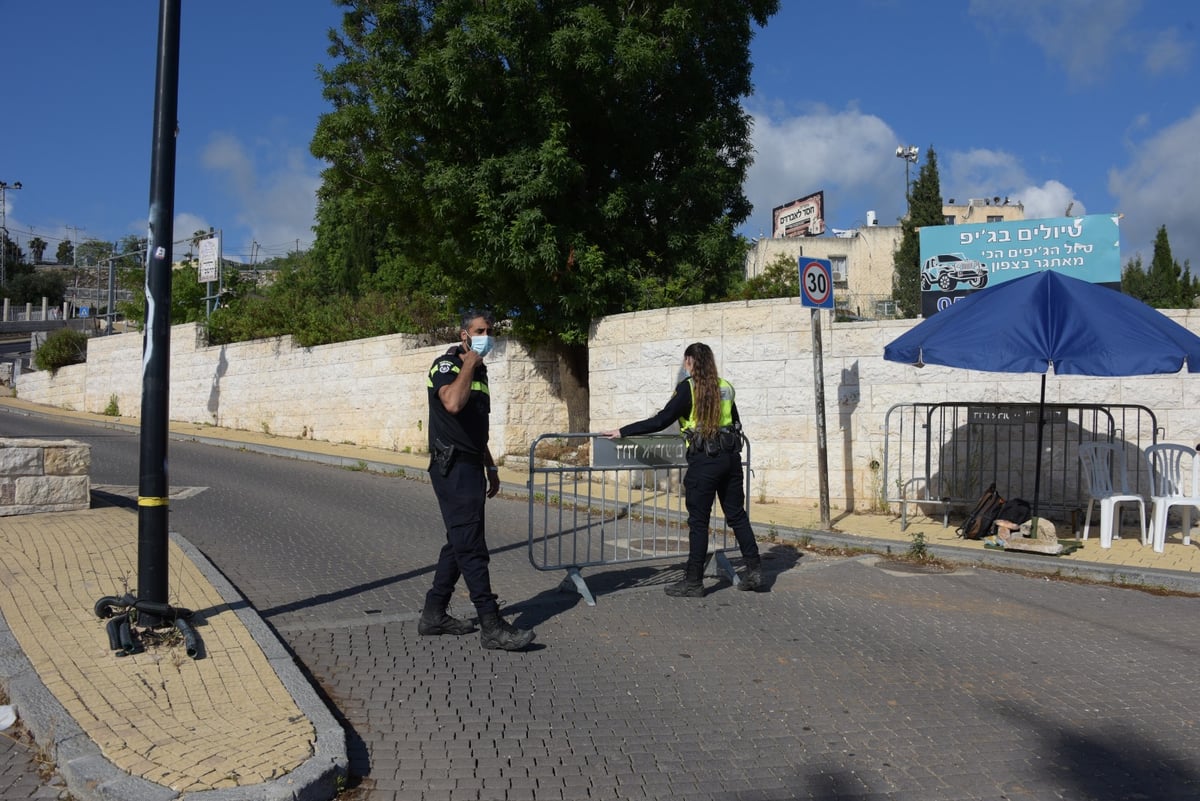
[526,432,748,605]
[883,402,1161,529]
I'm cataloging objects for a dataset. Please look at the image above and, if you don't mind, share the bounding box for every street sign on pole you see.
[797,256,832,526]
[197,235,219,283]
[799,258,834,309]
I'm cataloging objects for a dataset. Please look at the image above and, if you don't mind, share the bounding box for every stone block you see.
[0,445,41,474]
[44,444,90,476]
[15,475,90,507]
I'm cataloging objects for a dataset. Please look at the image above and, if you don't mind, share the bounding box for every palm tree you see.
[187,228,213,263]
[28,236,47,264]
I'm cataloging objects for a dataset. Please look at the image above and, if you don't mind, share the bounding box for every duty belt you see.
[432,439,484,476]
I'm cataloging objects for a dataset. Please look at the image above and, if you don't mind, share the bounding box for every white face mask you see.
[469,335,494,358]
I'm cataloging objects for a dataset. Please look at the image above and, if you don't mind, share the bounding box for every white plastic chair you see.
[1077,442,1147,549]
[1145,443,1200,554]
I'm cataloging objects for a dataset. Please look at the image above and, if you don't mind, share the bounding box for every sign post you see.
[197,233,220,317]
[799,258,833,528]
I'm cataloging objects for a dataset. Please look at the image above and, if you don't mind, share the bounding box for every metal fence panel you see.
[883,402,1160,528]
[526,433,747,605]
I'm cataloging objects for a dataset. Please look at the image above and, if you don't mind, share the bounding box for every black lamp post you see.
[0,180,23,287]
[895,145,919,204]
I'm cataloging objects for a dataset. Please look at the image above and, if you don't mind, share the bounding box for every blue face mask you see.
[469,335,494,358]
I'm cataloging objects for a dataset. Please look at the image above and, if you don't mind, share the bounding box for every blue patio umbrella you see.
[884,269,1200,515]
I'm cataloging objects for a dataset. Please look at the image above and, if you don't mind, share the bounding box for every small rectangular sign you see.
[772,191,825,238]
[198,236,220,283]
[967,405,1066,425]
[592,436,686,468]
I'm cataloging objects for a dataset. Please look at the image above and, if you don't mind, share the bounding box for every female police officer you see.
[602,342,763,596]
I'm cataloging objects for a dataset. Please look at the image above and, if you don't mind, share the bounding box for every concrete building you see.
[942,196,1026,226]
[745,198,1026,319]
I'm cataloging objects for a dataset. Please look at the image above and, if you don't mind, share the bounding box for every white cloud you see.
[198,132,321,261]
[172,213,215,248]
[969,0,1191,84]
[1108,106,1200,265]
[1143,27,1192,75]
[1013,181,1085,220]
[743,106,1095,242]
[744,104,904,234]
[941,149,1030,203]
[202,134,256,197]
[968,0,1141,84]
[908,148,1086,223]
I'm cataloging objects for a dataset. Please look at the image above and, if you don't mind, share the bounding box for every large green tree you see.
[728,252,797,300]
[311,0,779,350]
[6,270,66,306]
[0,232,22,275]
[55,239,73,266]
[75,238,113,269]
[1121,225,1198,309]
[28,236,47,264]
[891,146,943,318]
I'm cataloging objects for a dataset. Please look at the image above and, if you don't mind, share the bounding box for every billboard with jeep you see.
[917,213,1121,317]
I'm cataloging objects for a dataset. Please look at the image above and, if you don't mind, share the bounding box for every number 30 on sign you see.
[798,258,834,308]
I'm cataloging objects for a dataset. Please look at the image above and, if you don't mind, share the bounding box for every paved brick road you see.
[259,489,1200,801]
[5,427,1199,801]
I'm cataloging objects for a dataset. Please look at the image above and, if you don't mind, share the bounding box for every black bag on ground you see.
[995,498,1032,527]
[957,483,1005,540]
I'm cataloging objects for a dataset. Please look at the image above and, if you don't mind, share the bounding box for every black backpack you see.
[995,498,1032,528]
[957,483,1005,540]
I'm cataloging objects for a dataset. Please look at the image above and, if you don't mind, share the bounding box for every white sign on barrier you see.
[592,436,686,467]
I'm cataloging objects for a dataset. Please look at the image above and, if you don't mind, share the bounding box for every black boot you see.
[479,612,535,651]
[738,556,764,592]
[665,563,704,598]
[418,600,477,636]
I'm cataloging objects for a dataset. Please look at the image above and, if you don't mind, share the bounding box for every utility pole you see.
[135,0,183,629]
[895,145,919,208]
[66,224,85,269]
[0,180,23,287]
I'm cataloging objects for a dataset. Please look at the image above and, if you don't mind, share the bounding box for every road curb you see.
[774,525,1200,594]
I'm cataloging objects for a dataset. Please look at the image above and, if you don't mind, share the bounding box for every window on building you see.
[875,299,897,318]
[987,215,1003,223]
[944,215,956,225]
[830,255,847,283]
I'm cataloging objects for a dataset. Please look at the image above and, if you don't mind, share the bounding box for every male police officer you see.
[420,311,535,651]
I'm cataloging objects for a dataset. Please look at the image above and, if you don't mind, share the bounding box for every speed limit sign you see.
[799,258,834,308]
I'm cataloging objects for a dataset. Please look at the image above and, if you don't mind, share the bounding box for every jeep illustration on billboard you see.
[921,252,989,291]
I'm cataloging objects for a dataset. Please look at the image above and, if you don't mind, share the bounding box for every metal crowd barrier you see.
[526,432,749,606]
[883,402,1160,529]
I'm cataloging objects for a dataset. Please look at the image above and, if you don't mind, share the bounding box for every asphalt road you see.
[3,410,1200,801]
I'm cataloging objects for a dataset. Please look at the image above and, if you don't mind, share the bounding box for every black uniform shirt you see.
[427,345,491,455]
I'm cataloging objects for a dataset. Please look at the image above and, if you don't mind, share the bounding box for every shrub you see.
[33,328,89,373]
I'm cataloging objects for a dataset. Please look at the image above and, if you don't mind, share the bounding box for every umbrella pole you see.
[1032,373,1047,521]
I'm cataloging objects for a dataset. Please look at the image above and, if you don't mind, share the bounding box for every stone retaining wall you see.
[15,324,573,465]
[0,439,90,515]
[13,305,1200,512]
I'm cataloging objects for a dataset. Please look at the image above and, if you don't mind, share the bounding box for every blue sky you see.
[2,1,1197,270]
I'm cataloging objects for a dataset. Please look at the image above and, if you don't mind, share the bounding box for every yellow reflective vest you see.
[679,377,735,436]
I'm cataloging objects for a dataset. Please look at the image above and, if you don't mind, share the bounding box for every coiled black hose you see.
[173,618,200,659]
[105,613,127,651]
[95,594,200,658]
